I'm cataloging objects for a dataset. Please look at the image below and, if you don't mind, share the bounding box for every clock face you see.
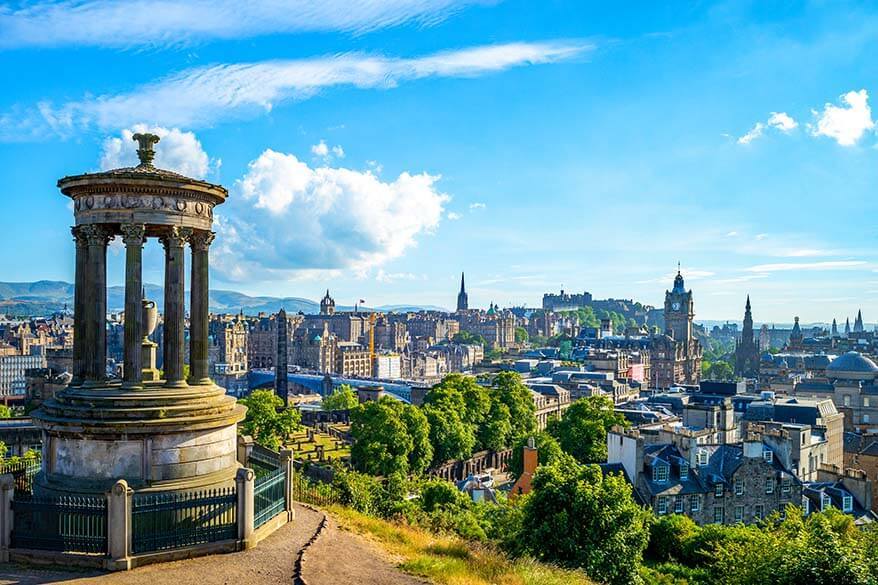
[672,302,681,311]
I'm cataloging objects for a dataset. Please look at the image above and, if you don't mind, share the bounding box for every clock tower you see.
[664,267,694,343]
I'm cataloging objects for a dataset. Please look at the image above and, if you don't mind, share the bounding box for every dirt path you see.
[0,504,429,585]
[299,514,429,585]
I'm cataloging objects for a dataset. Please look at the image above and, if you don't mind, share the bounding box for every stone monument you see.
[32,133,246,495]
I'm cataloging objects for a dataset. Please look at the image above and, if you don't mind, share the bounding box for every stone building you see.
[0,346,45,397]
[791,351,878,432]
[734,296,760,378]
[247,311,303,369]
[373,315,407,352]
[335,342,372,377]
[456,272,468,312]
[208,312,248,394]
[650,270,702,388]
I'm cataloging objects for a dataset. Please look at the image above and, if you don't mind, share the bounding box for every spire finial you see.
[132,133,160,167]
[677,260,681,274]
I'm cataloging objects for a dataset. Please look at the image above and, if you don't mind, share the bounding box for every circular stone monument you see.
[32,133,246,495]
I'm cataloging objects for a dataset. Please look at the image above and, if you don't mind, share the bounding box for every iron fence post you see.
[106,479,132,570]
[280,449,295,521]
[0,474,13,562]
[236,467,255,549]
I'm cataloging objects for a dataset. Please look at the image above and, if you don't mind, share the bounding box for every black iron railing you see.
[292,474,338,507]
[11,493,107,554]
[131,488,237,554]
[250,445,280,479]
[0,457,41,496]
[254,467,285,528]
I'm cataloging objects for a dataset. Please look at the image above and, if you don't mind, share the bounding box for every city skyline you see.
[2,1,878,321]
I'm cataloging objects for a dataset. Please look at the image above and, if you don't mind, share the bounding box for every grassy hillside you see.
[329,505,594,585]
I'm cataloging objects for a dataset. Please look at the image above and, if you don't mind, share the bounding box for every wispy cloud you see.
[469,202,487,210]
[0,0,496,49]
[746,260,868,273]
[737,111,797,144]
[447,211,462,220]
[0,41,591,140]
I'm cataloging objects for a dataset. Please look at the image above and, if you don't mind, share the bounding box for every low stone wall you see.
[429,449,513,484]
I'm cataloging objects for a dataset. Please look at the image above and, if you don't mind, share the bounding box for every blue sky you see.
[1,0,878,323]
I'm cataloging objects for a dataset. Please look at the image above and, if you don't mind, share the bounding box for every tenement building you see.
[650,270,702,388]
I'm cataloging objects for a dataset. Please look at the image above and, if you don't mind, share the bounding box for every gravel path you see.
[0,504,428,585]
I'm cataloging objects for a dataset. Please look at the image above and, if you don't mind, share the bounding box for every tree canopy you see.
[520,458,650,585]
[322,383,359,411]
[350,397,433,477]
[239,389,301,450]
[546,395,628,464]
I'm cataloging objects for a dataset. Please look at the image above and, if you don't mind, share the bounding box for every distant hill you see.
[0,281,443,317]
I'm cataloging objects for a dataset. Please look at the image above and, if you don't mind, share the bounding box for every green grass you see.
[288,429,351,461]
[329,505,595,585]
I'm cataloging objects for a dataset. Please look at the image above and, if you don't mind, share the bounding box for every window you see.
[821,494,831,511]
[691,495,701,513]
[674,498,684,514]
[653,464,669,483]
[763,449,772,463]
[754,504,763,520]
[734,478,744,496]
[844,395,851,407]
[714,506,724,524]
[697,449,709,466]
[865,414,871,424]
[765,479,774,494]
[715,483,724,497]
[680,463,689,480]
[843,495,853,512]
[734,506,744,523]
[657,496,668,515]
[782,478,791,494]
[865,397,871,407]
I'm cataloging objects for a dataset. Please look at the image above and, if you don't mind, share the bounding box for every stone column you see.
[71,226,89,385]
[160,227,191,387]
[121,224,146,388]
[106,479,133,570]
[83,225,113,383]
[236,467,255,549]
[188,231,215,385]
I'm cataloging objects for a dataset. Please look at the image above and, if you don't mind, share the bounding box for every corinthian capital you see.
[189,230,216,252]
[120,223,146,246]
[71,225,89,248]
[80,224,114,247]
[160,226,192,250]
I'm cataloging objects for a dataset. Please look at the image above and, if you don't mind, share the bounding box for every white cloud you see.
[737,122,765,145]
[332,145,345,158]
[737,111,797,144]
[767,111,797,132]
[447,211,462,220]
[725,231,738,237]
[755,233,768,240]
[214,149,449,280]
[2,41,591,140]
[311,140,329,157]
[99,125,213,179]
[375,270,421,283]
[0,0,493,49]
[746,260,867,273]
[469,202,486,210]
[810,89,874,146]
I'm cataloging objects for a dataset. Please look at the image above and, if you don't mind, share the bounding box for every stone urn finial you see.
[142,298,158,341]
[132,132,160,167]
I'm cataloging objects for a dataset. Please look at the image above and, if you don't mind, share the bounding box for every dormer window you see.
[843,495,853,512]
[762,450,772,463]
[697,449,709,466]
[821,494,832,510]
[680,463,689,480]
[653,464,669,483]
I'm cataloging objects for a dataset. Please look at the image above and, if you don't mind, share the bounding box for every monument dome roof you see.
[827,351,878,374]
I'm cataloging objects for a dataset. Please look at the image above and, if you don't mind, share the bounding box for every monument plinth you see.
[32,134,246,495]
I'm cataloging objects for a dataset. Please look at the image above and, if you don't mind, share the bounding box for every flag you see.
[359,299,366,304]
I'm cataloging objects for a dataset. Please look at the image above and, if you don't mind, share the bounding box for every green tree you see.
[490,372,537,443]
[239,389,301,450]
[322,384,359,411]
[350,397,432,477]
[520,458,650,585]
[424,401,476,465]
[708,360,735,381]
[0,405,11,419]
[479,401,512,452]
[452,331,487,346]
[514,326,529,344]
[547,395,628,464]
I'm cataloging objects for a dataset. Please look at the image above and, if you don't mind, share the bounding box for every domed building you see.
[826,351,878,381]
[794,351,878,432]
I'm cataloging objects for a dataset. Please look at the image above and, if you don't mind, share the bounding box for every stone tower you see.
[456,272,468,312]
[832,318,839,338]
[845,317,852,338]
[789,316,803,348]
[32,133,245,495]
[276,308,289,406]
[734,295,760,377]
[855,309,865,333]
[320,289,336,316]
[664,267,694,343]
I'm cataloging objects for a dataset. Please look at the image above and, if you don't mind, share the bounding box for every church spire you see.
[456,271,469,312]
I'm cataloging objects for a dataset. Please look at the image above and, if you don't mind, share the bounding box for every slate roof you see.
[803,481,877,525]
[827,351,878,373]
